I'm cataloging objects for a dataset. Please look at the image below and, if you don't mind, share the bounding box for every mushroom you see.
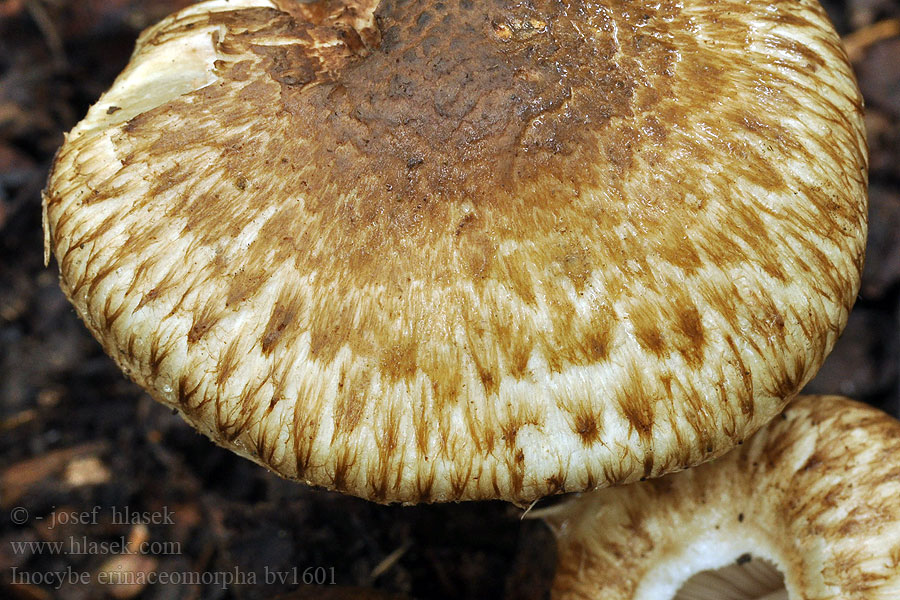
[42,0,867,503]
[544,395,900,599]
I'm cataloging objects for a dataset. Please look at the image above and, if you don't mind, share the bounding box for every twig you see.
[369,541,411,581]
[25,0,66,68]
[843,18,900,63]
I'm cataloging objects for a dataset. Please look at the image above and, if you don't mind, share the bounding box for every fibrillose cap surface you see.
[44,0,867,503]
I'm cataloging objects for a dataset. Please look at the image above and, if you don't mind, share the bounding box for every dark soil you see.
[1,2,899,599]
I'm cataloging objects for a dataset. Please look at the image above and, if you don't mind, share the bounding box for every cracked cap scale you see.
[43,0,867,503]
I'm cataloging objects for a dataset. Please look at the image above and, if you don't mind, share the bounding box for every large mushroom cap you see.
[545,395,900,599]
[43,0,866,503]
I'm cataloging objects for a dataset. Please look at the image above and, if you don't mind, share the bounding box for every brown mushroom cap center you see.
[256,0,682,209]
